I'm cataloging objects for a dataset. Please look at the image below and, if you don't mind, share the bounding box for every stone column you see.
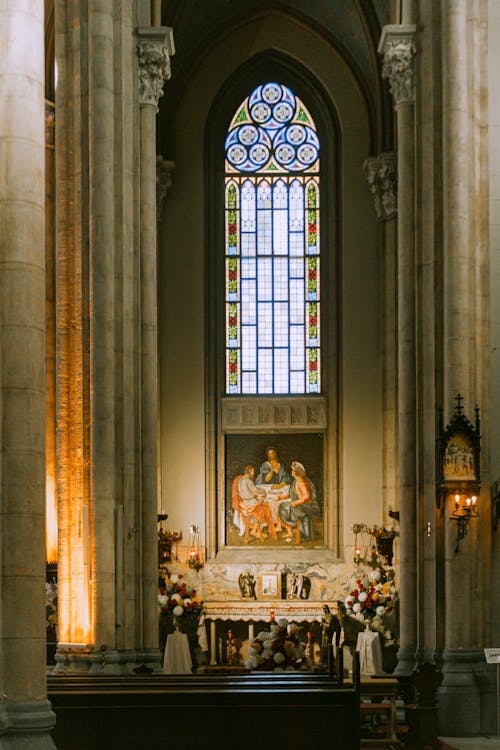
[379,24,417,674]
[364,153,398,526]
[0,2,56,747]
[438,0,490,734]
[138,26,174,653]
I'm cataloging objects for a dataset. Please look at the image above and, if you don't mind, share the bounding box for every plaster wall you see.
[159,12,382,561]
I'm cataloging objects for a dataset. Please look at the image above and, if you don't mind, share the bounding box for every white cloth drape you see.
[163,630,192,674]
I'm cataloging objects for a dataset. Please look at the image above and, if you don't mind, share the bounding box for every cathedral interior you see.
[1,0,500,747]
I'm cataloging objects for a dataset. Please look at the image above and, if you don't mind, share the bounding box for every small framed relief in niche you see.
[258,572,280,600]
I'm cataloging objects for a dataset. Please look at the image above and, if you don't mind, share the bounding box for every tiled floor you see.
[440,738,500,749]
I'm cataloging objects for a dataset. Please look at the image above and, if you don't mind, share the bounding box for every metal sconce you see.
[437,394,481,553]
[449,494,479,553]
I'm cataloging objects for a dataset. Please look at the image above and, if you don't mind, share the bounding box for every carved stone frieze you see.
[221,397,326,431]
[364,152,397,221]
[137,27,175,111]
[378,25,416,108]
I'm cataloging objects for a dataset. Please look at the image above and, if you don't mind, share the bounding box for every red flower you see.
[229,316,237,326]
[228,270,237,280]
[309,316,317,326]
[309,361,318,371]
[308,223,317,233]
[308,270,317,280]
[229,363,238,373]
[228,223,237,234]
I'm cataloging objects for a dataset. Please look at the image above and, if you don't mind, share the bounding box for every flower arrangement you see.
[158,572,203,661]
[344,568,396,623]
[158,573,202,622]
[244,618,308,672]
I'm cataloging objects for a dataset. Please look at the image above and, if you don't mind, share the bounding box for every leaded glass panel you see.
[225,82,321,394]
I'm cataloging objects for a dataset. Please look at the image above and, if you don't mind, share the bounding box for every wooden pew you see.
[48,672,361,750]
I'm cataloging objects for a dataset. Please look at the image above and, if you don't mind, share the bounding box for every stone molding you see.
[156,155,176,224]
[378,25,416,108]
[137,27,175,112]
[221,396,326,431]
[364,152,397,221]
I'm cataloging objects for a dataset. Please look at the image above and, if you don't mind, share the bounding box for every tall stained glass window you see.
[225,82,320,395]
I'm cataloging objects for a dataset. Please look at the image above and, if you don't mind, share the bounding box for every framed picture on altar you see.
[258,571,280,600]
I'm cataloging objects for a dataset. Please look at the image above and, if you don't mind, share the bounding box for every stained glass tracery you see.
[225,82,321,394]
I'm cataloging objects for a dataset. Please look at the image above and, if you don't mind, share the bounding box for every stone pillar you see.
[379,24,417,674]
[55,2,174,674]
[138,26,174,653]
[438,0,490,734]
[364,153,398,526]
[0,2,56,747]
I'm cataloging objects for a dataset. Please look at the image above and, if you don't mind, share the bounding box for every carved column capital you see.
[364,152,397,221]
[137,27,175,112]
[156,155,175,226]
[378,25,416,108]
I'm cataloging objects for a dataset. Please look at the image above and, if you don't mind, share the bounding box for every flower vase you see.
[364,621,371,632]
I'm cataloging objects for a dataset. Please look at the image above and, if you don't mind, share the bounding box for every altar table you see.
[202,600,337,666]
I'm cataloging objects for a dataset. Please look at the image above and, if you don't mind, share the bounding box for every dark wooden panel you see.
[48,674,360,750]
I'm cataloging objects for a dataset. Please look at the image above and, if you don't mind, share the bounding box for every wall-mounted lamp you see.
[449,494,479,553]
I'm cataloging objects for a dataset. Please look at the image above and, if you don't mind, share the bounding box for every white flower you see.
[183,598,192,606]
[245,656,258,669]
[170,574,179,584]
[287,623,299,635]
[273,652,285,664]
[263,639,275,650]
[360,575,369,588]
[278,618,289,629]
[158,595,168,607]
[369,569,381,582]
[358,591,368,603]
[173,605,184,617]
[257,630,270,640]
[345,596,354,608]
[171,593,182,603]
[262,648,273,659]
[376,605,386,616]
[353,602,361,613]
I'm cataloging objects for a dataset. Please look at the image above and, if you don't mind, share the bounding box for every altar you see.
[202,600,337,666]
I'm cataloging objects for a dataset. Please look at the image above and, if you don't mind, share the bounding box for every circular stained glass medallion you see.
[297,143,318,166]
[250,101,272,124]
[249,143,269,166]
[287,124,306,145]
[273,101,294,124]
[238,125,259,145]
[227,144,247,166]
[275,143,295,165]
[261,83,282,104]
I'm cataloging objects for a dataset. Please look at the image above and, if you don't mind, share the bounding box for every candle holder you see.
[187,524,203,571]
[449,494,479,553]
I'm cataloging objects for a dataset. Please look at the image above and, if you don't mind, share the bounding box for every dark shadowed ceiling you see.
[160,0,394,155]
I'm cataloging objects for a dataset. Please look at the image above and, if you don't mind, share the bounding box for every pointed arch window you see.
[224,82,321,395]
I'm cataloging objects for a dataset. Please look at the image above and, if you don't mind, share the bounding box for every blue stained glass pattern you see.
[225,82,321,394]
[225,83,319,174]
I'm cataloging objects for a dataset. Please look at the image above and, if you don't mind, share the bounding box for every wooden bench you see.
[358,678,402,748]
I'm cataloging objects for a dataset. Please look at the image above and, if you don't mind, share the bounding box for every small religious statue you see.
[286,573,304,599]
[321,604,342,669]
[238,570,257,599]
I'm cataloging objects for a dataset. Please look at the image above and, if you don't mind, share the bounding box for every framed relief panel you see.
[224,432,324,548]
[258,572,281,600]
